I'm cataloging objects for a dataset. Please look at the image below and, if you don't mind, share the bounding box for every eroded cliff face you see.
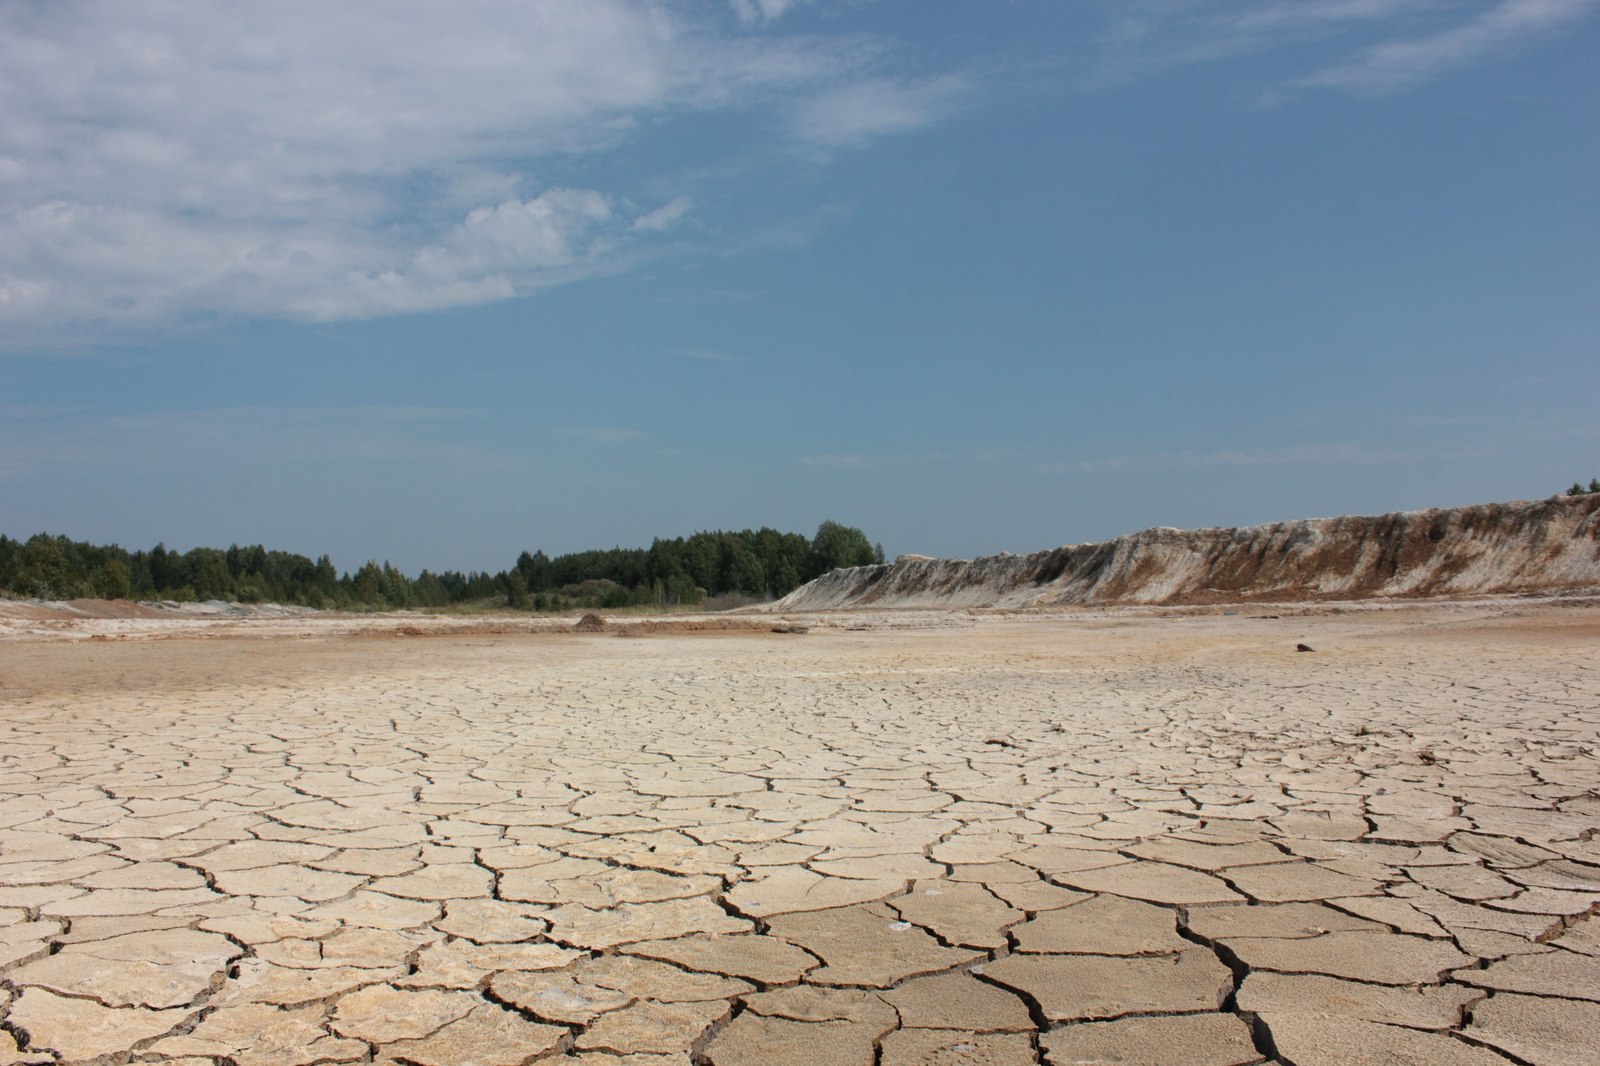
[772,495,1600,611]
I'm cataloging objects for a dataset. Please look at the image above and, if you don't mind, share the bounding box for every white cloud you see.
[791,76,970,147]
[731,0,808,26]
[2,186,674,324]
[1301,0,1600,91]
[306,189,632,320]
[1230,0,1434,35]
[1090,0,1437,77]
[0,0,950,338]
[1090,0,1597,92]
[632,197,695,233]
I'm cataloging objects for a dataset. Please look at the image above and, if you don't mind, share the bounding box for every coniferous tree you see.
[1,521,880,608]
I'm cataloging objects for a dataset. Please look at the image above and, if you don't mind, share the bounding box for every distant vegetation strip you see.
[0,522,883,611]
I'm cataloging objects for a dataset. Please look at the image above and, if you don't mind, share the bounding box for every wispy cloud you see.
[1300,0,1600,92]
[0,1,962,340]
[791,75,972,147]
[1229,0,1436,35]
[633,197,695,233]
[554,427,649,446]
[798,454,873,469]
[0,405,516,482]
[1038,442,1409,475]
[0,404,94,421]
[798,452,940,469]
[1090,0,1598,94]
[1092,0,1435,79]
[721,204,854,255]
[651,288,763,306]
[730,0,810,27]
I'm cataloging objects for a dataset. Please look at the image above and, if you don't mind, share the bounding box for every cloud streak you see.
[1091,0,1598,94]
[1038,442,1412,476]
[730,0,809,27]
[797,452,942,470]
[0,405,516,482]
[554,427,649,446]
[791,75,971,147]
[1301,0,1600,91]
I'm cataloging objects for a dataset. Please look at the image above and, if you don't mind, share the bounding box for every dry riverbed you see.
[1,602,1598,1064]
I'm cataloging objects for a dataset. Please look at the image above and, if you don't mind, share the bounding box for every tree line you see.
[0,521,884,611]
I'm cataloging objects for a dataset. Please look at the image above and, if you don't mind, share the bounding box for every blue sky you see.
[3,0,1597,573]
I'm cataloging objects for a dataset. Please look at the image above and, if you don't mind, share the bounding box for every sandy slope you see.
[774,495,1600,611]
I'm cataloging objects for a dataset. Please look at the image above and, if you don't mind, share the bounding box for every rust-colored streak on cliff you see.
[773,496,1600,611]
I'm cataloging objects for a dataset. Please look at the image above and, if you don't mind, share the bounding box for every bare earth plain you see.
[2,602,1598,1065]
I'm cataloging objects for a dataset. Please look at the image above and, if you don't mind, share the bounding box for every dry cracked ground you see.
[1,604,1598,1065]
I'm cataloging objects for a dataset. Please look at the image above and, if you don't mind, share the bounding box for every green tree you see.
[413,571,449,608]
[352,562,385,606]
[235,569,271,603]
[314,555,338,595]
[665,573,699,605]
[810,520,876,576]
[378,562,412,607]
[507,569,529,609]
[0,534,19,587]
[148,543,180,592]
[0,522,878,608]
[95,560,132,600]
[773,558,800,597]
[18,535,69,598]
[191,550,233,600]
[128,550,155,597]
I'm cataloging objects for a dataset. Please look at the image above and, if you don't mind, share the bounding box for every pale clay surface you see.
[1,602,1597,1064]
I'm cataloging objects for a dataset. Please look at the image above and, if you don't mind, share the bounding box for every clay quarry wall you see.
[771,495,1600,611]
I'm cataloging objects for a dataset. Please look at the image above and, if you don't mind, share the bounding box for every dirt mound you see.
[0,599,169,621]
[64,599,171,619]
[0,599,317,622]
[773,495,1600,611]
[573,613,610,632]
[618,618,805,636]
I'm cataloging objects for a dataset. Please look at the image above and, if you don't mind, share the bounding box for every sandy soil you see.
[1,603,1597,1064]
